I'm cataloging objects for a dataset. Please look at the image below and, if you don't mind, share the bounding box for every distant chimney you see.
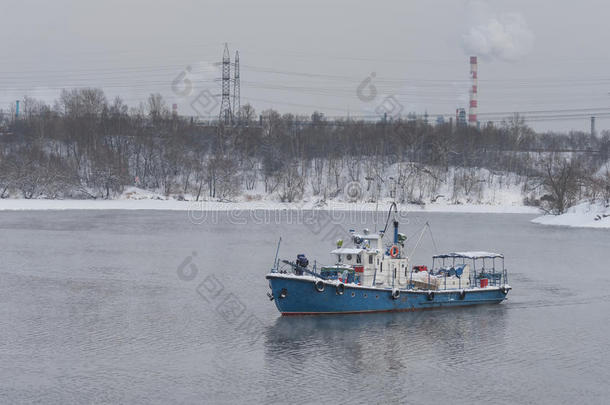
[591,116,596,137]
[469,56,478,126]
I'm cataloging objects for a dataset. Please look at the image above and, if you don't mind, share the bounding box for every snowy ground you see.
[0,187,538,214]
[0,198,540,213]
[531,202,610,229]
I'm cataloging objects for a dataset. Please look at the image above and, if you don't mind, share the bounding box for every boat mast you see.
[381,201,399,238]
[271,237,282,272]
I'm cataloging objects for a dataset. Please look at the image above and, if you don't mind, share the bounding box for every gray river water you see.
[1,210,609,404]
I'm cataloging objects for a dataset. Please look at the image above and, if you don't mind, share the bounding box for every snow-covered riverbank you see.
[0,198,539,214]
[0,184,539,215]
[531,202,610,229]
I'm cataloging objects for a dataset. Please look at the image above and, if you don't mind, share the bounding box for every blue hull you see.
[267,275,508,315]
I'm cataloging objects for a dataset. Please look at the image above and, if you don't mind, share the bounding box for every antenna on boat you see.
[374,199,379,234]
[271,237,282,272]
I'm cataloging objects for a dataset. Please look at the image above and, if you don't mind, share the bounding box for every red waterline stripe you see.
[280,303,502,316]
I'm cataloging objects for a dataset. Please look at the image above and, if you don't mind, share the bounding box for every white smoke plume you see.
[462,6,534,62]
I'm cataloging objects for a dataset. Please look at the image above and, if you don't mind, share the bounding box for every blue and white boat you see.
[266,205,511,315]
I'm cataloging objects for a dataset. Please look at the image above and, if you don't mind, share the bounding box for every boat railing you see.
[471,268,509,288]
[275,256,510,291]
[405,265,509,292]
[279,259,327,279]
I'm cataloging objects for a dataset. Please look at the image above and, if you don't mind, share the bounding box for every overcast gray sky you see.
[1,0,610,132]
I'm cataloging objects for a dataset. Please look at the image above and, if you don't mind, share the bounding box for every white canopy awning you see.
[433,251,504,259]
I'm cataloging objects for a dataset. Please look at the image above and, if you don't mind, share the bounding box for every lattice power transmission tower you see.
[219,43,232,124]
[233,50,240,124]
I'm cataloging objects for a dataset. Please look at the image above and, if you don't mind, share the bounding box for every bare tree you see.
[278,162,305,202]
[539,155,583,214]
[147,93,169,122]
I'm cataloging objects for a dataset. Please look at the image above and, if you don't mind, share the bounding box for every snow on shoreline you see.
[0,197,539,214]
[531,202,610,229]
[0,186,540,214]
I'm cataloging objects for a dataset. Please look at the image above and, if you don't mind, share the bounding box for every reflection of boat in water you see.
[266,204,511,315]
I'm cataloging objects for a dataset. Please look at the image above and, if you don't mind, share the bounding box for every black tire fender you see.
[336,283,345,295]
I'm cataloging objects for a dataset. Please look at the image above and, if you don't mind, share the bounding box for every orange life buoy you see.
[390,245,399,258]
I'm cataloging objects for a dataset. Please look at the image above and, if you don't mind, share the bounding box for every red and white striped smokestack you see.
[469,56,478,126]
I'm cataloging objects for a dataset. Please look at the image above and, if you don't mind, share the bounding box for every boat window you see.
[356,255,362,264]
[346,254,352,261]
[337,254,342,263]
[380,262,383,273]
[369,255,373,264]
